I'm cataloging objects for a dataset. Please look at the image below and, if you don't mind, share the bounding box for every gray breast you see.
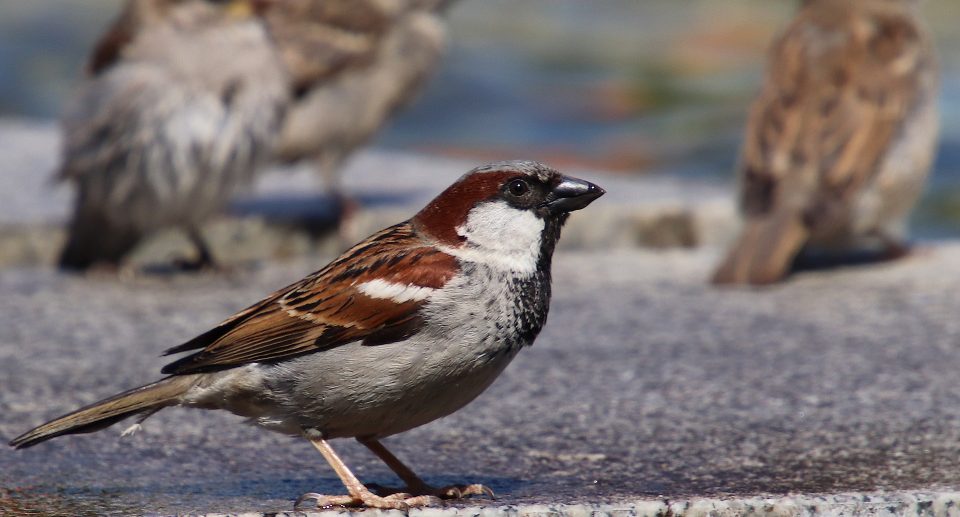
[423,263,552,361]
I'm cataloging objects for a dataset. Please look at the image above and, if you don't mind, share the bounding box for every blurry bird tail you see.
[8,375,199,449]
[711,211,809,285]
[58,209,142,271]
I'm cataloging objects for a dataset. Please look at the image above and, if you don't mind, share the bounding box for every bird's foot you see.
[880,241,911,261]
[371,481,494,501]
[868,231,913,262]
[171,255,221,272]
[168,253,245,277]
[432,483,495,500]
[294,487,437,510]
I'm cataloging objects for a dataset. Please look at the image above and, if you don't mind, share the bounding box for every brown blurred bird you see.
[57,0,289,271]
[712,0,939,285]
[266,0,453,192]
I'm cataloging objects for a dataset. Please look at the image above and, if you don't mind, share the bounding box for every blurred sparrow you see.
[57,0,289,271]
[267,0,453,192]
[712,0,938,285]
[10,161,604,510]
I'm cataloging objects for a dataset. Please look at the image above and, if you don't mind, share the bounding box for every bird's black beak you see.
[543,175,605,213]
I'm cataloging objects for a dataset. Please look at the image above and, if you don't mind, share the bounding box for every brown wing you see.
[739,0,932,225]
[161,222,459,374]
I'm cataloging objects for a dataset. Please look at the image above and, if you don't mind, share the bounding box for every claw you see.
[294,490,416,510]
[300,437,429,510]
[384,482,495,501]
[438,483,495,500]
[462,483,496,498]
[354,438,493,506]
[294,492,327,509]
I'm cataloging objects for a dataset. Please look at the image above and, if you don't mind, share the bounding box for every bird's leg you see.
[357,437,495,502]
[316,156,359,248]
[295,434,416,510]
[188,227,218,269]
[173,227,220,271]
[873,231,911,261]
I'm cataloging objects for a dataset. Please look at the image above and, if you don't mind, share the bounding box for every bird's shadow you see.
[790,246,907,273]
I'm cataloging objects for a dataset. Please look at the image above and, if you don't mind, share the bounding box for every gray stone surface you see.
[0,119,736,268]
[2,243,960,515]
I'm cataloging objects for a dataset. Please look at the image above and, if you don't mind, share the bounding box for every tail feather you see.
[712,211,810,285]
[9,375,197,449]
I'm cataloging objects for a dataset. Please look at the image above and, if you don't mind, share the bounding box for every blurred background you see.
[1,0,959,237]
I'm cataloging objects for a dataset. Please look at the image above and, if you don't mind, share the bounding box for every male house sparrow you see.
[268,0,452,193]
[57,0,289,271]
[10,161,604,509]
[711,0,938,285]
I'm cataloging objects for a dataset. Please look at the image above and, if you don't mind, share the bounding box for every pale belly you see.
[188,334,521,439]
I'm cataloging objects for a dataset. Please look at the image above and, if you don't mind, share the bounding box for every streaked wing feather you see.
[161,222,458,374]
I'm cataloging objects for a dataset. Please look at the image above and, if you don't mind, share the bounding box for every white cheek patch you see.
[444,200,543,274]
[356,279,437,303]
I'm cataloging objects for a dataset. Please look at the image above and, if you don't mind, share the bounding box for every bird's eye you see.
[508,179,529,197]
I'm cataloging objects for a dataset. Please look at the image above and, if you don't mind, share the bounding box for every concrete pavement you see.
[2,245,960,515]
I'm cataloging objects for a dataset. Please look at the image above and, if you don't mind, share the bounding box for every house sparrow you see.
[711,0,939,285]
[10,161,604,509]
[57,0,289,271]
[267,0,452,193]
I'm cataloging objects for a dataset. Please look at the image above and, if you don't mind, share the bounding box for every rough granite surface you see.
[2,244,960,515]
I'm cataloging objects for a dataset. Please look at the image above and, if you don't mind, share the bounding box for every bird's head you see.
[413,161,604,274]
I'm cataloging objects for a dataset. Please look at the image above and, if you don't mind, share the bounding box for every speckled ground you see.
[2,244,960,515]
